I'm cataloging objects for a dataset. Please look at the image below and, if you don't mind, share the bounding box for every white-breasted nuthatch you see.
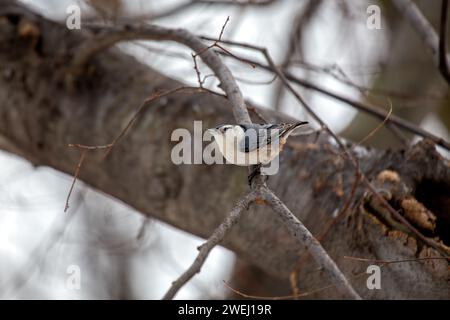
[206,122,308,166]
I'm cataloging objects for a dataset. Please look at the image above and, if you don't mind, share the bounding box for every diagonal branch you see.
[392,0,450,84]
[439,0,450,83]
[71,24,251,124]
[259,46,449,257]
[201,33,450,257]
[68,21,361,299]
[162,191,257,300]
[260,187,362,300]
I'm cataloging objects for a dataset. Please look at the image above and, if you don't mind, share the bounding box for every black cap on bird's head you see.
[215,124,233,133]
[206,124,231,138]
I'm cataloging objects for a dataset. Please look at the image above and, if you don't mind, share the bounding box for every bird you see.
[207,122,308,183]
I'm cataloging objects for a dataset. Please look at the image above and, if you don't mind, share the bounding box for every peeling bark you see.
[0,2,449,298]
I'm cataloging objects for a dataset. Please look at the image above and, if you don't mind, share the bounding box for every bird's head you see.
[206,124,237,139]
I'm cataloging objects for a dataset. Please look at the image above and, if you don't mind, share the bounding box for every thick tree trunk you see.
[0,2,449,298]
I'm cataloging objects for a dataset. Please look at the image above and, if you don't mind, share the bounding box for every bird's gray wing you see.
[238,124,279,153]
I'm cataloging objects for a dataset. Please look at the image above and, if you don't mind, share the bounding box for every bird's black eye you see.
[217,125,231,133]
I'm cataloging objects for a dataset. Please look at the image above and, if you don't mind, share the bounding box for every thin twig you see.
[289,270,301,300]
[225,254,450,300]
[223,278,357,300]
[346,99,393,152]
[103,86,201,158]
[162,191,257,299]
[272,0,323,110]
[288,59,447,102]
[344,255,450,265]
[64,147,86,212]
[218,16,230,41]
[192,54,204,88]
[64,87,215,209]
[189,16,253,88]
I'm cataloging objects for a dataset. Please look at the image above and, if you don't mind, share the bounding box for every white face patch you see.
[220,125,234,135]
[230,125,245,138]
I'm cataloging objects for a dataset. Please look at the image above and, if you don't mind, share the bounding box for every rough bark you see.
[0,2,449,298]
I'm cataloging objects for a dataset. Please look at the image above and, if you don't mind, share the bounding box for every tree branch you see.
[2,2,449,299]
[71,24,251,124]
[439,0,450,83]
[392,0,450,84]
[259,46,449,257]
[69,20,361,299]
[260,187,362,300]
[162,191,257,299]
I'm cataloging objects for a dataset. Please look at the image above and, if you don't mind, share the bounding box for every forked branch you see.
[69,20,361,299]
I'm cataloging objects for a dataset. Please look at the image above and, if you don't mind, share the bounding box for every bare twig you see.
[289,270,301,299]
[189,17,253,88]
[102,86,205,158]
[350,99,393,149]
[192,53,205,88]
[64,147,86,212]
[289,60,450,102]
[225,254,450,300]
[69,87,224,158]
[392,0,450,84]
[64,87,215,210]
[344,255,450,265]
[223,279,340,300]
[224,256,378,300]
[272,0,323,110]
[162,191,257,299]
[281,71,450,150]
